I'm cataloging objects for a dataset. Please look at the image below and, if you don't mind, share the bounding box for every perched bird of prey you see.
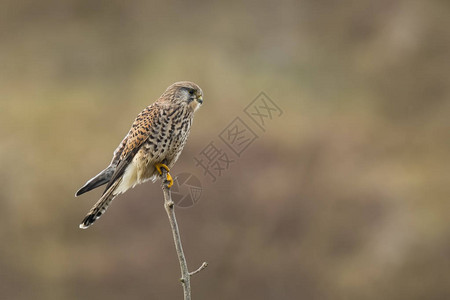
[76,81,203,229]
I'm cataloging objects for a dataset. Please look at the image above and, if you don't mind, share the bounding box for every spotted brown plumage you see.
[76,81,203,229]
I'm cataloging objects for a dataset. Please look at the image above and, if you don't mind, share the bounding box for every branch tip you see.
[189,262,208,277]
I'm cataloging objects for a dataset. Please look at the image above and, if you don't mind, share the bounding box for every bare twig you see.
[189,262,208,277]
[160,167,208,300]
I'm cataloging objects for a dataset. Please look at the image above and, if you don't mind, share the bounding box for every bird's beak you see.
[197,96,203,104]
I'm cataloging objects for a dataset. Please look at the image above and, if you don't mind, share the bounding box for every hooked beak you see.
[197,95,203,104]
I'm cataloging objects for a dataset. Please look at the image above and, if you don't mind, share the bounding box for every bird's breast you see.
[139,108,193,166]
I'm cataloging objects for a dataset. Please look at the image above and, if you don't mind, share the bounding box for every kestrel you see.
[76,81,203,229]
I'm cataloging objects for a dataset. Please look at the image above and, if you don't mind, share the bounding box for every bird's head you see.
[160,81,203,111]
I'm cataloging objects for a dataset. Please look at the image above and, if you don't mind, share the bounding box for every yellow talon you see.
[155,163,173,188]
[166,172,173,188]
[155,163,170,175]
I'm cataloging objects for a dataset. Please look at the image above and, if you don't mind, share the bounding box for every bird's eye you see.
[188,89,195,95]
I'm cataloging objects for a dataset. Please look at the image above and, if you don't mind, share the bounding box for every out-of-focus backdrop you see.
[1,0,449,299]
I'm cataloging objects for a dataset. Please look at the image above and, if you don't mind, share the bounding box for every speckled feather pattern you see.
[77,81,203,228]
[115,103,194,193]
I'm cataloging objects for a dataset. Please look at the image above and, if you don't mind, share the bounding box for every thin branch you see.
[160,167,207,300]
[189,262,208,277]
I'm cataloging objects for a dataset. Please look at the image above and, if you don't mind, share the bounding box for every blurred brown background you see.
[1,0,449,299]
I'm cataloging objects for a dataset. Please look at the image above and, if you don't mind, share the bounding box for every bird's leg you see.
[155,163,174,188]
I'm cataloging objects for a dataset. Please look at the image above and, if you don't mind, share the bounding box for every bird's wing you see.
[75,166,114,196]
[75,132,129,196]
[110,133,129,167]
[102,104,161,193]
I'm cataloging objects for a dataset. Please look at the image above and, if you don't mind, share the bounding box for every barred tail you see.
[79,178,122,229]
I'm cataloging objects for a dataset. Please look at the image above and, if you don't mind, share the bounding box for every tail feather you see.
[79,178,122,229]
[75,165,115,196]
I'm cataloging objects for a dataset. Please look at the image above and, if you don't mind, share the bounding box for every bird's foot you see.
[165,173,174,188]
[155,163,174,188]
